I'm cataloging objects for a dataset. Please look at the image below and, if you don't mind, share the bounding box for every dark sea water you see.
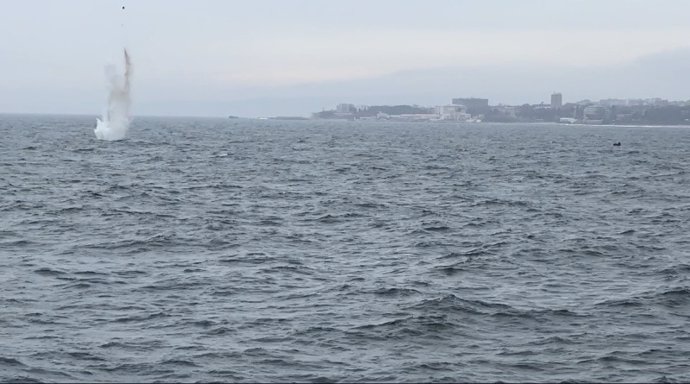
[1,114,689,383]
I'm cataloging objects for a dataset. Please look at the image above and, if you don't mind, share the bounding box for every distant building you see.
[435,105,470,121]
[599,98,627,107]
[645,98,669,107]
[583,105,606,123]
[336,103,356,113]
[452,98,489,109]
[451,97,489,116]
[550,93,562,109]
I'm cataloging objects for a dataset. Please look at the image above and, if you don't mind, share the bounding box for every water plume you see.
[95,49,132,141]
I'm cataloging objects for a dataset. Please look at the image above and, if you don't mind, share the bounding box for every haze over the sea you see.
[1,0,690,117]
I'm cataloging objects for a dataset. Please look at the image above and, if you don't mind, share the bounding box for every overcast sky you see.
[1,0,690,117]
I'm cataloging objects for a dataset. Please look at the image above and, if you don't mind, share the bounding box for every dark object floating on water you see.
[613,142,621,146]
[228,115,239,119]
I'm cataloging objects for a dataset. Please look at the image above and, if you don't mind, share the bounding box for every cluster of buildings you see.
[553,96,690,125]
[317,98,490,122]
[314,94,690,125]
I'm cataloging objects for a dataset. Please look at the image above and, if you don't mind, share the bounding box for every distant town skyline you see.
[313,94,690,126]
[1,0,690,117]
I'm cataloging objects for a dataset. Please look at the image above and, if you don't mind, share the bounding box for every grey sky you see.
[1,0,690,116]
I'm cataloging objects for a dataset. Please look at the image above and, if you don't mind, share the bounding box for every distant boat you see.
[228,115,239,119]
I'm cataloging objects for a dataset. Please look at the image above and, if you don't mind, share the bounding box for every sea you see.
[1,114,689,383]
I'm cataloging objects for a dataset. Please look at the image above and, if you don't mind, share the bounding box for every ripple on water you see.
[2,116,690,382]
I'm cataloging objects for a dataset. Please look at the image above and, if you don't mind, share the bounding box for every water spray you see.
[94,49,132,141]
[94,4,132,141]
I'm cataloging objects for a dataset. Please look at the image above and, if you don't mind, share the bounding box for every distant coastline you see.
[300,119,690,129]
[311,95,690,126]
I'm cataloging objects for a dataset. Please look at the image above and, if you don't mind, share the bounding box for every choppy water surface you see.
[1,115,689,382]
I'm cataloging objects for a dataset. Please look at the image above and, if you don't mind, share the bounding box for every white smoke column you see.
[95,49,132,141]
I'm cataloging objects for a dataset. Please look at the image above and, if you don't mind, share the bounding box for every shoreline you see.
[311,118,690,129]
